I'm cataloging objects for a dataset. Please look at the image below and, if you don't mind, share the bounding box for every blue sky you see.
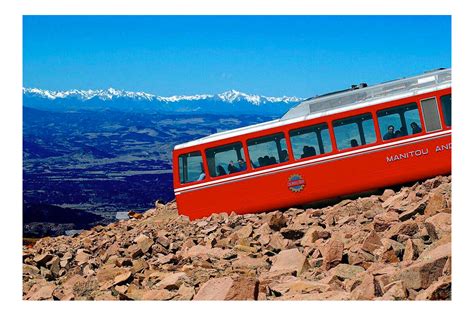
[23,16,451,97]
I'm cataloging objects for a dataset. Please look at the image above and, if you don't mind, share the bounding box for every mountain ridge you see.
[23,87,304,105]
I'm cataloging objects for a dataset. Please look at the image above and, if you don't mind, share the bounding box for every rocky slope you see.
[22,175,452,300]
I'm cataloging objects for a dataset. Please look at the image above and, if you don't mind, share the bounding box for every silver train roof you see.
[175,68,451,150]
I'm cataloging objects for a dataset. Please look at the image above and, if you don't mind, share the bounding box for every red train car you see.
[172,69,451,220]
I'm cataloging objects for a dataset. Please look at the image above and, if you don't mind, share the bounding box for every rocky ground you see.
[22,175,452,300]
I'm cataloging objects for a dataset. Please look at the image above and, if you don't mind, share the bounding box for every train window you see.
[333,113,376,150]
[205,142,246,177]
[377,103,422,141]
[420,97,442,132]
[178,151,205,184]
[440,94,451,127]
[247,133,289,168]
[289,123,332,160]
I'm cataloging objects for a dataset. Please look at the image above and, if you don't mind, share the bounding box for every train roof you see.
[174,68,451,150]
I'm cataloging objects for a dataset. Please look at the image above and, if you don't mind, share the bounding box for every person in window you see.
[383,125,396,140]
[258,157,264,167]
[263,156,271,166]
[281,149,289,162]
[197,163,206,181]
[217,165,226,176]
[350,139,359,147]
[301,146,310,159]
[228,160,239,173]
[306,146,316,157]
[399,126,408,137]
[269,157,277,165]
[237,159,246,171]
[410,122,422,134]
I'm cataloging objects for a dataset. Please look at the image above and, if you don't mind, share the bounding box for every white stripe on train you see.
[174,129,451,195]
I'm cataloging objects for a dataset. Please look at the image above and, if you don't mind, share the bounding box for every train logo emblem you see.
[288,174,305,192]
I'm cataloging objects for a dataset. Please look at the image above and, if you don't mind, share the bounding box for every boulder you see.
[269,248,309,276]
[322,239,344,270]
[193,276,257,300]
[395,242,451,290]
[330,264,365,280]
[416,275,451,300]
[267,212,287,231]
[424,213,451,241]
[424,193,447,217]
[156,272,189,290]
[361,231,383,254]
[373,212,399,232]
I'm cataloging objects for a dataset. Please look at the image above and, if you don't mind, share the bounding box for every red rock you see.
[141,289,176,300]
[396,242,451,290]
[424,213,451,241]
[361,231,383,254]
[33,253,53,266]
[382,281,407,300]
[379,189,395,202]
[424,193,447,217]
[267,212,287,231]
[350,273,375,300]
[330,264,365,280]
[270,248,309,276]
[399,197,428,221]
[268,233,289,251]
[386,220,419,238]
[113,271,132,285]
[232,256,269,270]
[415,275,451,300]
[27,284,56,300]
[373,212,399,232]
[134,234,154,253]
[403,239,417,261]
[194,276,257,300]
[322,239,344,270]
[156,272,189,290]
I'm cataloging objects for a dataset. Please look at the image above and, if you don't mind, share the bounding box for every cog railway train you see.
[172,68,451,219]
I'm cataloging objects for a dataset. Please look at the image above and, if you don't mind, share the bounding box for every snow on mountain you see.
[23,87,303,105]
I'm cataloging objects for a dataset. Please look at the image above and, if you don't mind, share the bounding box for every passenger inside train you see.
[411,122,422,134]
[383,125,396,140]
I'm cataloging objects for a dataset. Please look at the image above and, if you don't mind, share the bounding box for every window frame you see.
[376,102,424,143]
[178,150,206,185]
[204,141,248,179]
[288,122,333,161]
[246,132,290,170]
[332,112,377,152]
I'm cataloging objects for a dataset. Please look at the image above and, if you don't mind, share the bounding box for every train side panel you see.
[175,133,451,219]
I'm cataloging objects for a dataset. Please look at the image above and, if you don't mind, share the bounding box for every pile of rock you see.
[23,175,452,300]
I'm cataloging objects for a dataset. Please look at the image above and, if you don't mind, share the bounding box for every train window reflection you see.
[289,123,332,160]
[205,142,246,177]
[247,133,289,168]
[377,103,422,141]
[333,113,376,150]
[178,151,205,184]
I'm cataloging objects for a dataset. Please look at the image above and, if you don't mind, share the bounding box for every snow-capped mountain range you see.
[23,87,304,116]
[23,87,302,105]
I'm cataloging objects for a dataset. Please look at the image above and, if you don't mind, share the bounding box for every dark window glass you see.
[178,151,205,184]
[289,123,332,160]
[205,142,246,177]
[247,133,289,168]
[441,94,451,127]
[333,113,376,150]
[377,103,423,141]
